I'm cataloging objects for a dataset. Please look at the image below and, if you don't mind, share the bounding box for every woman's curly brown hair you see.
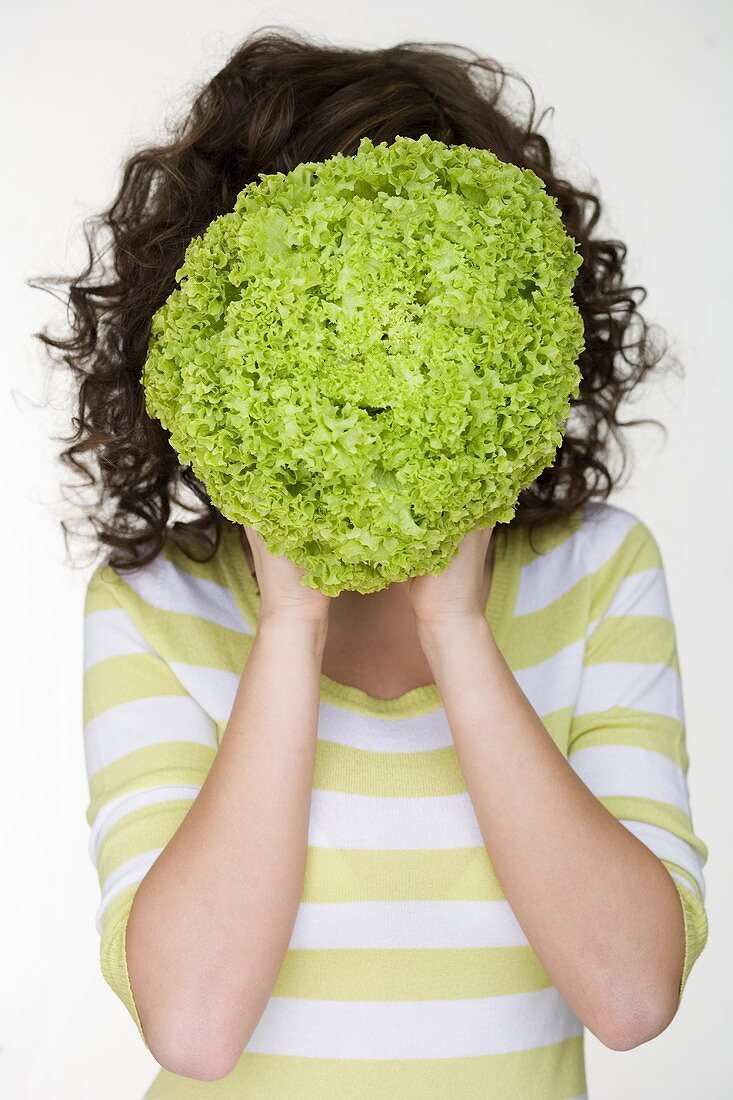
[31,26,677,573]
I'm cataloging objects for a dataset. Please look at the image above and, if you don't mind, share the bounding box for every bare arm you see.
[418,614,684,1050]
[408,525,689,1053]
[125,527,331,1081]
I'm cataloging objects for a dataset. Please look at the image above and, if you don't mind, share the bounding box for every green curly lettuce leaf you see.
[142,133,585,595]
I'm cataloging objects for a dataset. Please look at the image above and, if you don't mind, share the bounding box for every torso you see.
[239,529,496,701]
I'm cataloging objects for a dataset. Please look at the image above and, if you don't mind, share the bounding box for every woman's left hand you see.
[405,525,495,629]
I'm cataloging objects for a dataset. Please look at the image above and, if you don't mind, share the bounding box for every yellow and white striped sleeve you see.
[82,562,219,1046]
[567,516,708,1004]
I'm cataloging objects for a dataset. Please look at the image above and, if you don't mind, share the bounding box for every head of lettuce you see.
[141,134,585,596]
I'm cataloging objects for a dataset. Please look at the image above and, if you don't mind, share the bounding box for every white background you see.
[3,1,731,1097]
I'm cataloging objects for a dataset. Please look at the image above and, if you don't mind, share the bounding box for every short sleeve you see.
[83,562,219,1046]
[567,514,708,1005]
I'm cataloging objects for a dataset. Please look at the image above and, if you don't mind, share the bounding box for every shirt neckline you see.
[218,519,515,719]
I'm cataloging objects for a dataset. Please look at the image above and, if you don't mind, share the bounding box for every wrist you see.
[256,610,329,654]
[416,612,494,655]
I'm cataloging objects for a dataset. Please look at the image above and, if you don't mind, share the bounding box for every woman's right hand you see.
[242,525,333,627]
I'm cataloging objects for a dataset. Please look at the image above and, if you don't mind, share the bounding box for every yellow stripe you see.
[314,716,573,803]
[569,708,687,763]
[83,566,125,613]
[84,652,192,725]
[98,839,507,904]
[302,845,506,902]
[86,742,214,824]
[589,522,662,616]
[144,1036,586,1099]
[500,591,588,664]
[584,614,677,665]
[97,798,197,881]
[314,741,464,796]
[273,945,552,1000]
[598,794,702,849]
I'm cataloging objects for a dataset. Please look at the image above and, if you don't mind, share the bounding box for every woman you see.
[39,27,708,1099]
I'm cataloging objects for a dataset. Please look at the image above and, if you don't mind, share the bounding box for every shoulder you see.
[510,501,664,617]
[83,548,163,619]
[82,521,244,632]
[512,499,659,571]
[574,501,664,574]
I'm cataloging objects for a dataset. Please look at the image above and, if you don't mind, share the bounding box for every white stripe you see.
[574,662,683,722]
[588,567,671,633]
[618,819,706,897]
[245,986,584,1059]
[568,745,691,816]
[288,899,529,949]
[88,784,202,862]
[117,555,251,634]
[95,849,163,932]
[84,695,217,776]
[669,869,698,897]
[83,608,155,670]
[168,662,239,722]
[515,503,638,616]
[584,566,671,638]
[309,790,483,849]
[513,639,585,717]
[317,703,454,752]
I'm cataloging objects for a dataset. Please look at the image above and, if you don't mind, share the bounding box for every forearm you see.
[126,613,328,1080]
[417,614,685,1051]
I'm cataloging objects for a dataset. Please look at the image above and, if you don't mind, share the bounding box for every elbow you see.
[593,988,678,1052]
[143,1008,252,1082]
[149,1032,244,1082]
[154,1052,239,1083]
[152,1054,223,1082]
[126,934,253,1079]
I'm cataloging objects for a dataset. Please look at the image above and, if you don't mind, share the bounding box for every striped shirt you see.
[82,501,708,1098]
